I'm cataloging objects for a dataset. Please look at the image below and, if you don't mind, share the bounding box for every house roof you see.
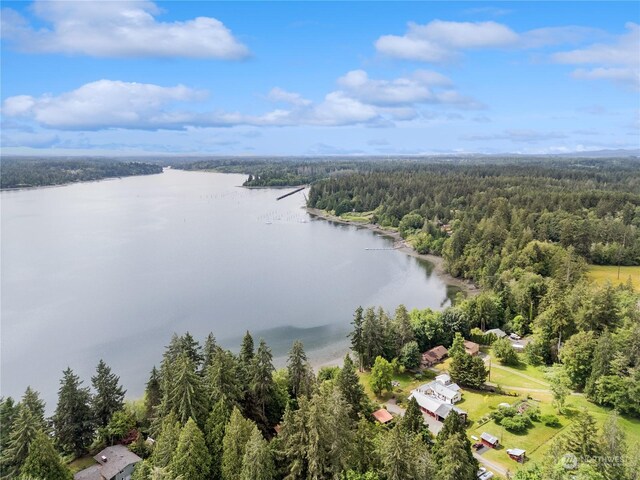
[94,445,142,480]
[409,390,441,413]
[372,408,393,424]
[422,345,448,362]
[422,381,459,400]
[73,465,102,480]
[464,340,480,355]
[409,390,466,419]
[481,432,499,444]
[435,373,451,384]
[485,328,507,338]
[507,448,526,456]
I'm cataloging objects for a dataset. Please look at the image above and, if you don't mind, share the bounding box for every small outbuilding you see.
[507,448,526,463]
[480,432,500,448]
[372,408,394,424]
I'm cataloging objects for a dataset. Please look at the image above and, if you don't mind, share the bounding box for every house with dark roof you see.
[421,345,448,367]
[74,445,141,480]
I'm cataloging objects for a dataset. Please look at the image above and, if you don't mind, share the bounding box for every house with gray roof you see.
[485,328,507,339]
[74,445,141,480]
[408,390,467,422]
[416,373,462,404]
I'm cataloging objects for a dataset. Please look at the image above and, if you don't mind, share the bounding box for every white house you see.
[408,390,467,422]
[416,373,462,404]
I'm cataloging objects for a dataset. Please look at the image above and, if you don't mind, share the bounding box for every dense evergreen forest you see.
[307,159,640,409]
[0,157,163,189]
[176,157,370,186]
[307,158,640,267]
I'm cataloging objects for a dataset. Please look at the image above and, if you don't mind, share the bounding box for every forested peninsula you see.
[0,157,163,190]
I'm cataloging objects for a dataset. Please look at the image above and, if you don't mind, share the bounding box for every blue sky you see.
[1,1,638,155]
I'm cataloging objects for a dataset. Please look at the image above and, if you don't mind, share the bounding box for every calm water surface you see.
[1,169,457,408]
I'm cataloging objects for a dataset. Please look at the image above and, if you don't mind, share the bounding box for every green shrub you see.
[500,415,532,433]
[541,414,561,427]
[491,406,517,424]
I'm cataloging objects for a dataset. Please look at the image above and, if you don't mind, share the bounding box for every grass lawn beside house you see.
[69,455,97,474]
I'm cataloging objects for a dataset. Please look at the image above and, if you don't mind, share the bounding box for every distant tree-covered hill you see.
[0,157,163,189]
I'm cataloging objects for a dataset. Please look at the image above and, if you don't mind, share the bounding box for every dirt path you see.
[488,363,550,387]
[473,452,510,478]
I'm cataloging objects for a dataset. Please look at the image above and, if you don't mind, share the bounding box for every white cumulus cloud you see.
[1,0,249,59]
[336,70,481,109]
[266,88,312,106]
[375,20,518,62]
[2,70,483,132]
[552,22,639,88]
[2,80,206,129]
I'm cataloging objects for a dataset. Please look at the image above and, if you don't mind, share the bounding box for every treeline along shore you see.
[0,157,163,190]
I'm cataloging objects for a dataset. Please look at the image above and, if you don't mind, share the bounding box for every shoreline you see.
[0,171,164,193]
[306,207,480,296]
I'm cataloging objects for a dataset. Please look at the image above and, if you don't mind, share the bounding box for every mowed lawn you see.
[587,265,640,292]
[358,369,435,403]
[469,394,566,469]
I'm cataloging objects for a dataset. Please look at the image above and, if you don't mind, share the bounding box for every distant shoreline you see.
[0,171,164,192]
[305,207,481,296]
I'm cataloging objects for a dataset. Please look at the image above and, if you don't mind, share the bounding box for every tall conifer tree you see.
[91,359,126,428]
[19,430,72,480]
[170,418,211,480]
[53,368,94,456]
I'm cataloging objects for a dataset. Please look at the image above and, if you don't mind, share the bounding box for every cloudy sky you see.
[1,1,638,156]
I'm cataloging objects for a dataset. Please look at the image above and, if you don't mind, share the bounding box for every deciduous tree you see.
[369,357,392,396]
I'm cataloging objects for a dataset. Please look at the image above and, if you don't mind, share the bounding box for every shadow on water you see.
[220,323,351,358]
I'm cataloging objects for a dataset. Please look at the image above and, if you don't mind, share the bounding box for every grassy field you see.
[587,265,640,291]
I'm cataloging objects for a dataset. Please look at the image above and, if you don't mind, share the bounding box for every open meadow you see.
[587,265,640,292]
